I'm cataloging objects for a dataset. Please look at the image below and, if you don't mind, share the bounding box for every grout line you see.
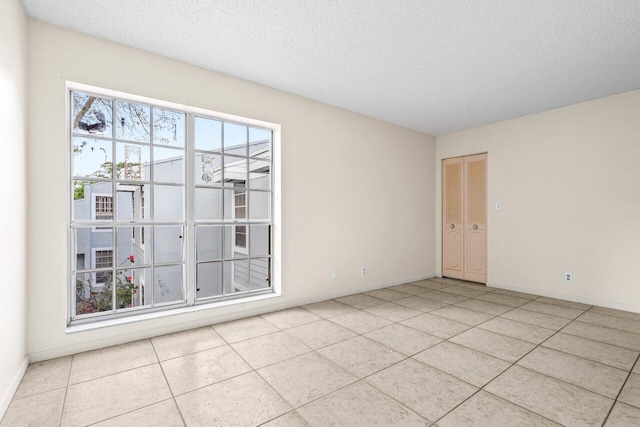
[149,339,188,427]
[84,398,178,426]
[56,356,74,427]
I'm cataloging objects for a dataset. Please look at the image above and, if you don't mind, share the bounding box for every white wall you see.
[27,20,436,360]
[0,0,28,417]
[436,90,640,310]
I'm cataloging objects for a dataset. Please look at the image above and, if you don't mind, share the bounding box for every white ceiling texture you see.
[21,0,640,135]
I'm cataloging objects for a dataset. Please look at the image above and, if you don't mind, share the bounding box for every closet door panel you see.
[463,154,487,283]
[442,157,464,279]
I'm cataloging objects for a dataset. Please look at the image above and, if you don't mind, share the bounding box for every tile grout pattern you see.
[3,277,640,426]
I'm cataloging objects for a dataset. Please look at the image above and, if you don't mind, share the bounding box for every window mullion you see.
[186,113,196,305]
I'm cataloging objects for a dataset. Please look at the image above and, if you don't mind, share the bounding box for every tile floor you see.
[3,278,640,426]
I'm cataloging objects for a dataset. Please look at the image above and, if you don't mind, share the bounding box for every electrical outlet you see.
[331,268,338,280]
[564,272,573,283]
[361,266,367,276]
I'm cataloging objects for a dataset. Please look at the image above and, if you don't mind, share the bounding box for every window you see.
[70,86,276,324]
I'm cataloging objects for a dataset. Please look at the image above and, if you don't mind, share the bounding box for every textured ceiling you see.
[21,0,640,135]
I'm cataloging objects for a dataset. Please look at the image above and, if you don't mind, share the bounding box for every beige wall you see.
[27,20,436,360]
[0,0,28,416]
[436,90,640,310]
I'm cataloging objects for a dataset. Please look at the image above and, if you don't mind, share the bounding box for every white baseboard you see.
[487,281,640,314]
[29,273,436,363]
[0,356,29,421]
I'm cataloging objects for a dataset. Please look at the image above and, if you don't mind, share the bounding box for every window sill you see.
[66,291,281,334]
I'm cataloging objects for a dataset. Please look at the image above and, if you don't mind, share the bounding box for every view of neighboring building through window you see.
[70,88,274,323]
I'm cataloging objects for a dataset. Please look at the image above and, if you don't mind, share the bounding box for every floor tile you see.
[175,372,291,426]
[449,328,535,362]
[231,331,311,369]
[401,312,471,339]
[318,336,405,378]
[262,307,322,329]
[520,301,585,319]
[590,306,640,322]
[262,411,310,427]
[13,356,71,400]
[478,317,555,344]
[562,321,640,351]
[61,364,171,427]
[431,277,464,285]
[69,339,158,384]
[485,366,613,427]
[366,358,477,422]
[430,305,493,326]
[419,290,469,304]
[0,388,65,427]
[517,346,627,399]
[297,381,427,427]
[454,298,513,316]
[395,296,448,312]
[257,352,357,407]
[151,326,226,361]
[411,279,452,290]
[577,311,640,334]
[365,288,410,301]
[92,399,184,427]
[213,316,279,343]
[489,288,539,300]
[475,293,530,307]
[285,319,357,350]
[388,283,432,295]
[441,285,489,298]
[363,302,422,322]
[604,402,640,426]
[437,390,561,427]
[618,373,640,408]
[161,345,252,395]
[364,324,442,356]
[335,293,386,309]
[536,296,591,310]
[500,307,571,330]
[413,341,510,387]
[301,299,355,318]
[542,332,639,370]
[328,310,392,334]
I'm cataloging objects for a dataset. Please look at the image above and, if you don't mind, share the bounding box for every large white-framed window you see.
[69,83,278,325]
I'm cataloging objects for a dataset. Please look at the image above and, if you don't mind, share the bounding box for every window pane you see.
[250,258,271,291]
[249,127,271,158]
[223,122,247,155]
[195,117,221,152]
[75,228,112,268]
[116,143,150,181]
[249,225,270,257]
[224,260,248,295]
[248,159,270,190]
[154,147,184,184]
[154,265,184,304]
[195,188,222,220]
[195,152,222,186]
[116,101,150,142]
[154,185,184,221]
[153,108,185,147]
[73,93,112,137]
[249,191,271,220]
[116,183,150,221]
[154,226,184,264]
[196,226,222,261]
[75,271,113,315]
[73,137,112,179]
[196,262,222,299]
[224,225,247,259]
[116,226,151,266]
[114,268,150,309]
[223,156,247,187]
[73,181,111,222]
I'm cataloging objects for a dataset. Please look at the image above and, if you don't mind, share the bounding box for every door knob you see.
[450,224,455,229]
[473,224,478,230]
